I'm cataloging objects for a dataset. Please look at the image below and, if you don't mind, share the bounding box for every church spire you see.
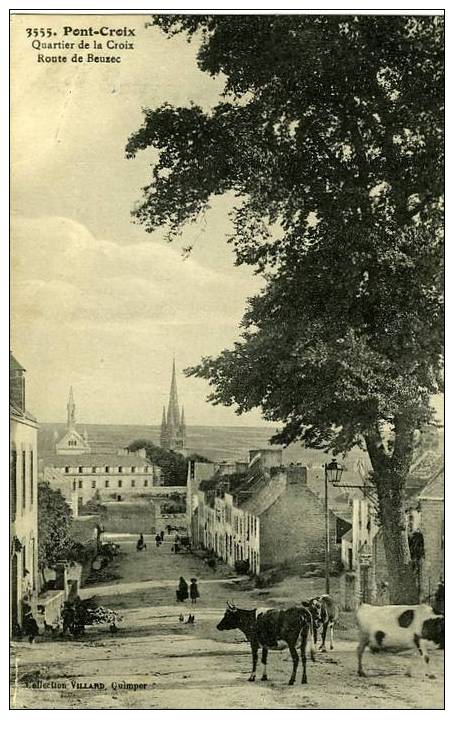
[67,386,76,430]
[180,405,186,439]
[167,358,180,430]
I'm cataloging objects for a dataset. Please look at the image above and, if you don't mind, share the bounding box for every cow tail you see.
[299,611,316,661]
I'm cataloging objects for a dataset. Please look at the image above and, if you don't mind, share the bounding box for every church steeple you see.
[160,359,187,453]
[167,358,180,431]
[67,386,76,430]
[180,406,186,440]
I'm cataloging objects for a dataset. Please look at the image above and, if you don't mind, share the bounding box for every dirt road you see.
[10,539,444,709]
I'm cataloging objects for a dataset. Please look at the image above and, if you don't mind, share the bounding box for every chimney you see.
[287,465,307,488]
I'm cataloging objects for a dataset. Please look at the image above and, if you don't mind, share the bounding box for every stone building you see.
[43,449,162,512]
[10,353,39,634]
[187,449,351,575]
[160,359,186,453]
[418,467,444,602]
[339,453,444,609]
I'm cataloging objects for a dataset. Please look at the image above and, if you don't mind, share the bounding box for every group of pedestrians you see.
[136,531,167,551]
[176,576,200,604]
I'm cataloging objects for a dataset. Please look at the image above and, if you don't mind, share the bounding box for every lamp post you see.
[324,459,343,594]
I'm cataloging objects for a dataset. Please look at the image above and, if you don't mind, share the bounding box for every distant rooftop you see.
[43,452,152,467]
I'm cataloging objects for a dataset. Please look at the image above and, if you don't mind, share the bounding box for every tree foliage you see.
[38,483,74,570]
[127,16,444,602]
[128,439,210,487]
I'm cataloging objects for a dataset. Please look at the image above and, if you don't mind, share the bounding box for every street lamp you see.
[324,459,343,594]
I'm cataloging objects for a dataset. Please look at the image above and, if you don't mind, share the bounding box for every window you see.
[78,480,83,489]
[144,479,148,487]
[11,449,17,520]
[131,479,136,487]
[105,480,109,488]
[22,451,26,511]
[105,466,110,473]
[118,480,122,488]
[30,451,34,506]
[131,466,136,474]
[78,466,83,474]
[91,481,96,488]
[91,466,96,474]
[64,466,69,474]
[118,466,123,473]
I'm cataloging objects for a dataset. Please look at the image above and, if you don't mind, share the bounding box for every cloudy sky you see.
[11,14,264,426]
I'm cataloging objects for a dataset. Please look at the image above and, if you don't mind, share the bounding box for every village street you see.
[10,538,444,710]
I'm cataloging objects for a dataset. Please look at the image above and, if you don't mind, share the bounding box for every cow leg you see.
[300,626,309,684]
[319,621,328,652]
[249,639,259,682]
[412,635,435,679]
[329,621,334,650]
[357,634,369,677]
[260,646,268,681]
[309,620,316,662]
[288,642,299,685]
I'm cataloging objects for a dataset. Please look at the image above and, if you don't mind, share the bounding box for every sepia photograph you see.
[9,8,444,709]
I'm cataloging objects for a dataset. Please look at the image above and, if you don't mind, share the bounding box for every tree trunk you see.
[376,473,419,604]
[365,418,419,604]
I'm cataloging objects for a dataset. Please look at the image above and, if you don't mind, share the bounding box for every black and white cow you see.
[304,594,338,651]
[217,602,315,685]
[356,603,444,678]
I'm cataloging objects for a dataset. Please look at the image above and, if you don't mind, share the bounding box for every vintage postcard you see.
[10,10,444,709]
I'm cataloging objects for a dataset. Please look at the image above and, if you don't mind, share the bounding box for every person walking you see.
[190,578,199,605]
[176,576,188,602]
[137,533,146,551]
[155,534,161,548]
[160,530,165,543]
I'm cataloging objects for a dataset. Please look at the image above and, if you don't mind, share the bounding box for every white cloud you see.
[11,215,262,425]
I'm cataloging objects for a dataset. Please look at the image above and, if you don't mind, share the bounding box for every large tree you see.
[126,15,444,602]
[38,483,74,583]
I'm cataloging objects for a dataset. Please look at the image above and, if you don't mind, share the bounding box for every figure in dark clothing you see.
[61,601,75,636]
[72,597,86,637]
[22,599,39,643]
[190,578,200,605]
[167,524,172,535]
[434,578,445,614]
[160,530,165,542]
[137,533,146,551]
[155,534,161,547]
[176,577,188,602]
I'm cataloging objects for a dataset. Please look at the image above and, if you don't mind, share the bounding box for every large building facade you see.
[187,450,350,575]
[43,450,162,513]
[160,359,186,453]
[10,354,39,634]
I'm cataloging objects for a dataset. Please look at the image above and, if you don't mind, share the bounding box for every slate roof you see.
[418,468,444,501]
[240,476,287,516]
[10,403,38,423]
[43,453,151,468]
[10,353,25,371]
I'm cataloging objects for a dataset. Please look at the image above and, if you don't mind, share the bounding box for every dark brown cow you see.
[303,594,338,651]
[217,602,315,685]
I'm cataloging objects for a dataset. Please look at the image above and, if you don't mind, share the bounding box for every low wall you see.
[36,590,65,629]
